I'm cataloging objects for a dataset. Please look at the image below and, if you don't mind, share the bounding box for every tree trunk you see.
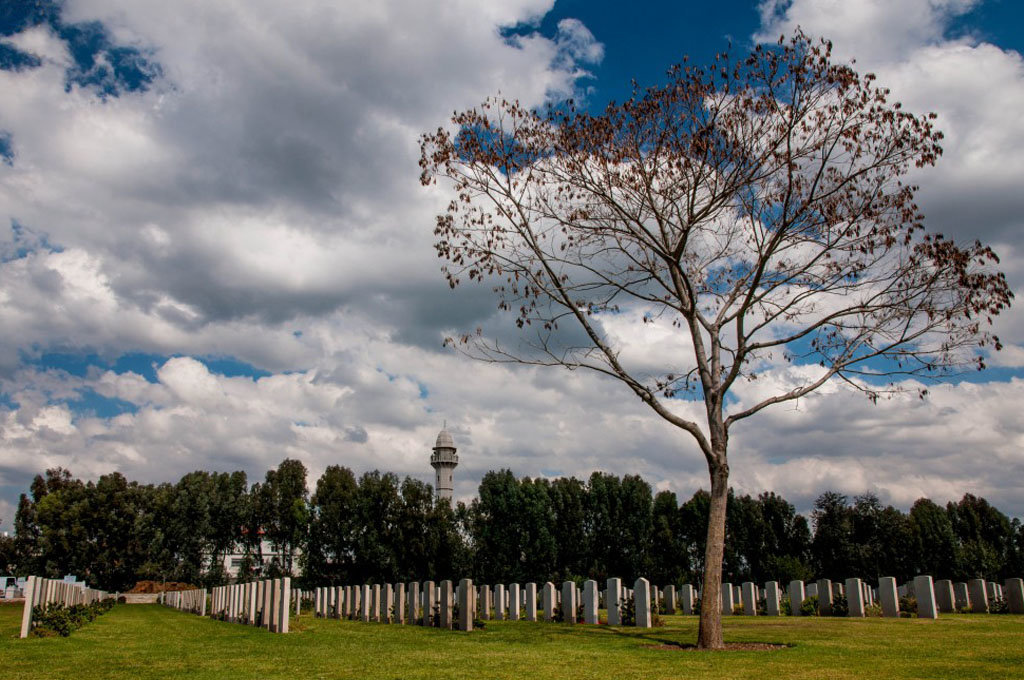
[697,460,729,649]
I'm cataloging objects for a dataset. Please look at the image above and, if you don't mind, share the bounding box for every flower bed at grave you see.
[30,599,116,637]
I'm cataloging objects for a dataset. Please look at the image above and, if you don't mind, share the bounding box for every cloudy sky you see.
[1,0,1023,530]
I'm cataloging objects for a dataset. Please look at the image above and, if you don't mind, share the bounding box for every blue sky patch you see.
[2,220,64,262]
[0,132,12,166]
[0,41,41,71]
[0,0,162,99]
[0,392,18,410]
[28,351,271,384]
[58,21,162,98]
[65,388,138,419]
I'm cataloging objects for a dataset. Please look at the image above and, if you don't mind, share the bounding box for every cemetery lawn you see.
[2,603,1023,679]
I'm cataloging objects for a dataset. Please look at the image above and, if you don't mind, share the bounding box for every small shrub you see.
[31,599,115,637]
[619,593,635,626]
[800,596,818,617]
[732,603,744,615]
[780,597,792,616]
[831,594,849,617]
[899,596,917,615]
[651,603,664,627]
[614,593,662,626]
[990,599,1009,614]
[864,603,883,617]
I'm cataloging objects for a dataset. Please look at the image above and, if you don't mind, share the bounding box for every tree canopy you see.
[419,32,1012,647]
[8,464,1022,595]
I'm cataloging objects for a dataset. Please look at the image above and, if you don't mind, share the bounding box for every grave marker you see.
[634,578,652,628]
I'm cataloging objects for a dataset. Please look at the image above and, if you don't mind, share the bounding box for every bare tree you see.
[419,33,1011,648]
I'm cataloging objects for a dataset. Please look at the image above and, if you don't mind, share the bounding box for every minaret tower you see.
[430,424,458,502]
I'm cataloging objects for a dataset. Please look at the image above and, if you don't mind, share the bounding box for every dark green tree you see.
[758,492,813,584]
[651,490,687,586]
[263,459,309,576]
[351,470,401,582]
[909,497,958,578]
[811,492,854,580]
[617,475,654,582]
[304,465,359,583]
[396,476,441,580]
[470,469,527,583]
[947,494,1013,580]
[517,477,557,582]
[677,489,711,581]
[549,476,587,580]
[583,472,623,581]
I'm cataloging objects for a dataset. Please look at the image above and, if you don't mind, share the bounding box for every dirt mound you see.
[129,580,199,593]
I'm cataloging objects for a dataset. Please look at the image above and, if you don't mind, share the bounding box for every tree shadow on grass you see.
[594,624,791,651]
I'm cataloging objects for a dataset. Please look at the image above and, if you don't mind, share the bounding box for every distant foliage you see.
[7,464,1023,590]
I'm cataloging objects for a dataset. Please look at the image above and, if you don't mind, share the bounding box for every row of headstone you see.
[303,574,1024,630]
[714,576,1024,618]
[161,588,207,616]
[19,575,111,638]
[306,577,677,630]
[203,578,291,633]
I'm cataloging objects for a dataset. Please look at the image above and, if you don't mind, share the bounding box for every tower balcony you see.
[431,450,458,466]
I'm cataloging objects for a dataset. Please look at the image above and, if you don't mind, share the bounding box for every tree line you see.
[1,461,1021,592]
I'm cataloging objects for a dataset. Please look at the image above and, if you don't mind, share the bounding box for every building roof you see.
[434,427,455,450]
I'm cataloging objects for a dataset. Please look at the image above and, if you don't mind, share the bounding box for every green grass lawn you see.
[2,602,1022,679]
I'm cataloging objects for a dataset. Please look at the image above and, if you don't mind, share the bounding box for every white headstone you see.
[816,579,833,616]
[721,582,735,615]
[607,578,622,625]
[741,582,757,616]
[583,580,598,624]
[765,581,781,616]
[422,580,435,626]
[914,575,938,619]
[934,579,955,613]
[845,578,865,617]
[458,579,473,631]
[509,582,521,621]
[634,578,652,628]
[680,584,696,615]
[788,580,805,616]
[542,582,555,622]
[562,581,577,624]
[968,578,988,614]
[878,577,899,618]
[1005,578,1024,614]
[495,584,506,621]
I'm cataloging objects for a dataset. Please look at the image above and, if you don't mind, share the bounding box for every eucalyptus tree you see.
[420,32,1011,647]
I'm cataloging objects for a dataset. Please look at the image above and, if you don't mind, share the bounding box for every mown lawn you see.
[1,602,1022,679]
